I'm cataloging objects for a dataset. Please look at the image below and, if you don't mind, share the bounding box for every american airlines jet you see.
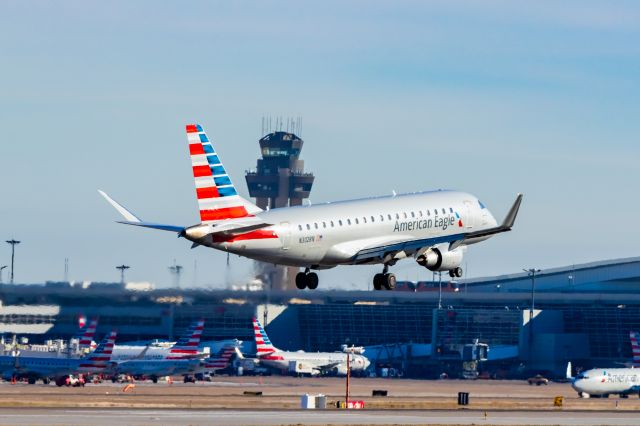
[251,318,369,376]
[100,124,522,290]
[569,332,640,398]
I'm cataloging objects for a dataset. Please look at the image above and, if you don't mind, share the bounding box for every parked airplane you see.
[99,124,522,290]
[570,332,640,397]
[251,318,369,376]
[0,331,117,385]
[110,320,206,382]
[110,319,206,362]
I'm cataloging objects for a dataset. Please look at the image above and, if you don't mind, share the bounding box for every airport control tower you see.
[245,123,314,290]
[245,132,314,209]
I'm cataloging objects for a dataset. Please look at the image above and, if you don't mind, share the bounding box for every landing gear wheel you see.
[373,274,383,291]
[307,273,319,290]
[295,272,307,289]
[384,273,396,290]
[454,267,463,278]
[449,270,455,278]
[27,377,36,385]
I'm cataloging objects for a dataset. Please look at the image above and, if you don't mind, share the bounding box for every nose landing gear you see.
[295,268,319,290]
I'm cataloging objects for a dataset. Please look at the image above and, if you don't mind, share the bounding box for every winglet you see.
[98,190,141,223]
[501,193,523,229]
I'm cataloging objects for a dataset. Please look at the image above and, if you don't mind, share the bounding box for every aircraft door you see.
[463,201,475,229]
[280,222,291,250]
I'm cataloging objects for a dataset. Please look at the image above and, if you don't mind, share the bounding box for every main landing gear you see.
[373,265,396,291]
[296,269,319,290]
[448,267,463,278]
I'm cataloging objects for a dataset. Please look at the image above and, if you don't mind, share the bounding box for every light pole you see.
[438,271,443,309]
[6,239,20,284]
[116,264,130,284]
[523,268,541,363]
[0,265,7,284]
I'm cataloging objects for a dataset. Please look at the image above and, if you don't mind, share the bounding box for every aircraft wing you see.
[354,194,523,262]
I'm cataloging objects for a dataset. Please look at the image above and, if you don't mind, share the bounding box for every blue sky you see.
[1,1,639,289]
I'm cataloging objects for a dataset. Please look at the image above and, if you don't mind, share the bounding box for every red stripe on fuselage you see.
[200,206,250,221]
[212,229,278,243]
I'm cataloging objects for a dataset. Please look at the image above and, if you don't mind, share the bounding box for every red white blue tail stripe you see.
[79,330,116,371]
[631,331,640,367]
[78,318,98,350]
[186,124,260,223]
[203,344,237,370]
[253,317,277,355]
[167,319,205,359]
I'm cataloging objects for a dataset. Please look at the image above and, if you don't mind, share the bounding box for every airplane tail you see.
[252,317,278,355]
[186,124,262,223]
[204,343,237,370]
[80,330,117,370]
[78,318,98,350]
[631,331,640,367]
[167,319,205,359]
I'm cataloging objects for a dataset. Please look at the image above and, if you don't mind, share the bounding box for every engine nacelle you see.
[334,364,348,376]
[416,247,464,272]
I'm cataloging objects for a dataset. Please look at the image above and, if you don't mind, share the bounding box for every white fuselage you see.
[0,355,102,379]
[572,368,640,396]
[258,351,370,374]
[201,190,497,267]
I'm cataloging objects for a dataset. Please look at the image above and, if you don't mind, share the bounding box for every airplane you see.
[109,319,206,362]
[110,320,207,382]
[0,331,117,385]
[251,317,370,376]
[569,332,640,398]
[99,123,522,290]
[196,342,240,379]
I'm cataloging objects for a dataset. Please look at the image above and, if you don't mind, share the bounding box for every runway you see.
[0,408,639,426]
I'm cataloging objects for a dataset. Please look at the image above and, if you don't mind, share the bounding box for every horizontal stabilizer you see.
[99,190,184,233]
[117,221,185,233]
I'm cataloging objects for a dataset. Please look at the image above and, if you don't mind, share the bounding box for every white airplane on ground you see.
[570,332,640,398]
[111,320,207,382]
[110,319,205,362]
[251,318,369,376]
[100,124,522,290]
[0,331,117,385]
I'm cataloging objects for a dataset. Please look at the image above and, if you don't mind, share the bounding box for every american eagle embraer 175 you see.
[99,124,522,290]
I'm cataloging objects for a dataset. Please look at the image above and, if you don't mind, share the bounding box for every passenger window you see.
[403,212,407,219]
[442,208,446,214]
[306,224,311,230]
[322,221,326,228]
[449,207,454,213]
[411,211,415,218]
[419,211,423,217]
[380,215,384,222]
[331,220,335,227]
[314,223,318,229]
[347,219,352,225]
[433,209,437,215]
[355,218,359,225]
[298,225,302,231]
[339,220,343,226]
[371,216,375,223]
[427,210,431,216]
[396,213,400,219]
[388,214,392,220]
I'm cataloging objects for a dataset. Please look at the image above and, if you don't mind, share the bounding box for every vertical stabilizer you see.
[186,124,262,223]
[252,317,278,355]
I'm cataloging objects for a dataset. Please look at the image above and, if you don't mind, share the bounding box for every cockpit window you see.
[478,200,486,209]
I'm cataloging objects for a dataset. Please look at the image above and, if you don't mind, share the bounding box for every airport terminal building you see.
[1,256,639,378]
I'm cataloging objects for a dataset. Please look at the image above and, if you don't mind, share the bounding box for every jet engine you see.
[334,364,348,376]
[416,247,464,272]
